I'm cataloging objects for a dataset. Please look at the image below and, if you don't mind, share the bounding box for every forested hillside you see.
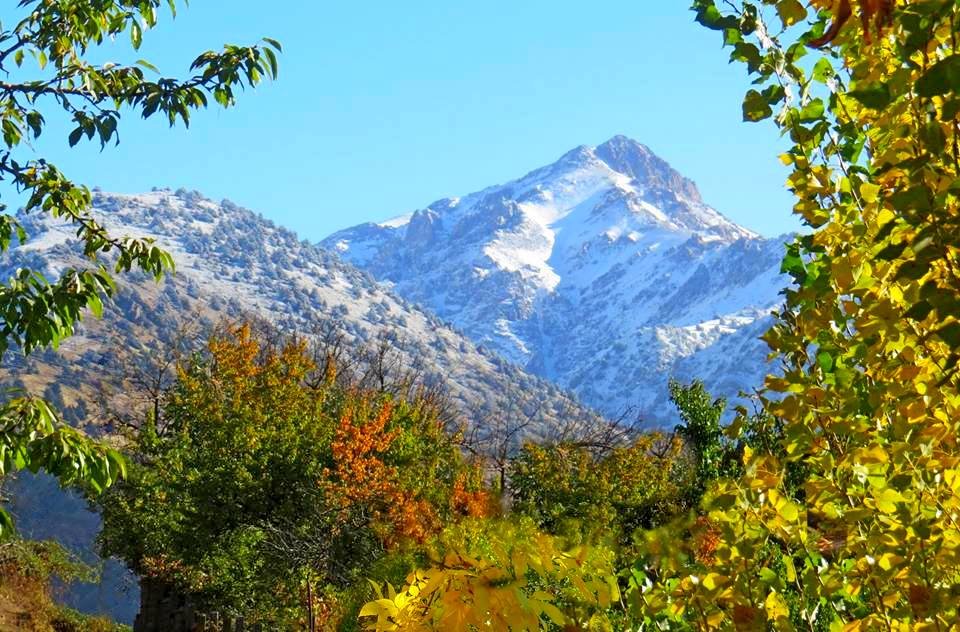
[2,189,601,436]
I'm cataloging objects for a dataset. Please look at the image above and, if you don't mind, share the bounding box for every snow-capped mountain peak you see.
[324,136,788,420]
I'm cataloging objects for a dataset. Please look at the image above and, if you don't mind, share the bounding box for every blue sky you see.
[6,2,798,239]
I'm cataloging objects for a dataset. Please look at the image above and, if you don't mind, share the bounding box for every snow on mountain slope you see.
[2,188,598,435]
[324,136,791,420]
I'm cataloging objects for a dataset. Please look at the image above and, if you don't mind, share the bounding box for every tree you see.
[0,0,280,535]
[97,324,489,627]
[509,433,692,546]
[632,1,960,628]
[669,379,730,501]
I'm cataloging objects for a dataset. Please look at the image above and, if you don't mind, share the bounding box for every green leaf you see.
[131,22,143,49]
[263,37,283,52]
[87,292,103,318]
[0,507,14,539]
[136,59,160,73]
[811,58,834,83]
[799,99,825,122]
[916,55,960,98]
[68,127,83,147]
[731,42,763,73]
[817,351,834,372]
[694,3,738,31]
[849,83,892,109]
[743,89,773,122]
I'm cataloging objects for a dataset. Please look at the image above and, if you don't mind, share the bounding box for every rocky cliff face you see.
[324,136,791,420]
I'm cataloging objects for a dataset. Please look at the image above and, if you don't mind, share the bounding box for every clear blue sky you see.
[6,2,799,239]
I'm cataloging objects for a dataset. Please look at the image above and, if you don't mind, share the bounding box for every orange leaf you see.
[809,0,852,48]
[809,0,895,48]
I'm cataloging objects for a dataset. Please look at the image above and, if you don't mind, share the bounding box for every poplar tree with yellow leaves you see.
[361,0,960,629]
[632,0,960,629]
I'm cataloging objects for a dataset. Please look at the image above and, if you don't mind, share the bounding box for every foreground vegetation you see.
[0,539,129,631]
[4,0,960,629]
[75,321,794,629]
[84,320,742,629]
[0,0,278,535]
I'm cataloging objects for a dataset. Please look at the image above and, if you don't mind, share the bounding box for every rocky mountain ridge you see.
[324,136,791,418]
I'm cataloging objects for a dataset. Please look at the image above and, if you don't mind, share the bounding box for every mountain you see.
[3,188,602,434]
[324,136,790,419]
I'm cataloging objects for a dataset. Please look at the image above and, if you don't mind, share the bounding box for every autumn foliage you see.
[325,401,439,546]
[632,0,960,628]
[808,0,894,47]
[359,519,620,631]
[97,324,487,626]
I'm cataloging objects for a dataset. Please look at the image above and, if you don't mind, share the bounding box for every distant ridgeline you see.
[3,188,601,435]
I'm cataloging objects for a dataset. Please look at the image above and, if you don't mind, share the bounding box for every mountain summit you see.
[324,136,789,419]
[593,135,703,204]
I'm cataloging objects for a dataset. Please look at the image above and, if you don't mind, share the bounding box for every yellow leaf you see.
[876,208,895,226]
[359,599,399,618]
[511,549,528,578]
[607,574,621,602]
[877,553,901,571]
[784,557,797,583]
[539,601,567,626]
[777,0,808,27]
[860,182,881,203]
[703,573,726,591]
[765,590,790,621]
[874,487,905,514]
[772,491,800,522]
